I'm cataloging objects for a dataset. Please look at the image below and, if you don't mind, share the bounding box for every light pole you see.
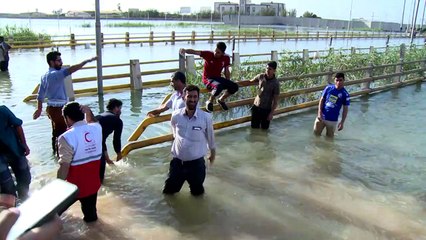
[401,0,407,31]
[347,0,353,31]
[95,0,103,94]
[410,0,421,44]
[421,0,426,29]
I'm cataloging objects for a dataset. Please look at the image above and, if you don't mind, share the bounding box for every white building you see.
[214,1,239,14]
[260,2,285,16]
[65,11,91,18]
[214,1,284,16]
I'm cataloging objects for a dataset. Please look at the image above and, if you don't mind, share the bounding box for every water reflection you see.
[0,71,12,100]
[309,137,342,177]
[130,89,142,114]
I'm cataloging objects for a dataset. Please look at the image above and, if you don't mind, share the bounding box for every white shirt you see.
[166,91,185,111]
[171,108,216,161]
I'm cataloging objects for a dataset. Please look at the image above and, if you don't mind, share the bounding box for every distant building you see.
[65,11,91,18]
[260,2,285,16]
[214,1,239,15]
[214,0,284,16]
[180,7,191,14]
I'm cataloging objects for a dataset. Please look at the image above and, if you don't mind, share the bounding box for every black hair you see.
[216,42,227,53]
[171,71,186,84]
[335,72,345,79]
[183,84,200,96]
[62,102,84,122]
[0,36,4,42]
[46,51,61,64]
[267,61,277,70]
[106,98,123,111]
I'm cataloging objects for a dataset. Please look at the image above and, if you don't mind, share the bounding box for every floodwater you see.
[57,83,425,240]
[1,18,426,239]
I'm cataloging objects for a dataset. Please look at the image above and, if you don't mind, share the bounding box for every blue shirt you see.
[37,67,70,106]
[0,106,24,157]
[321,85,350,121]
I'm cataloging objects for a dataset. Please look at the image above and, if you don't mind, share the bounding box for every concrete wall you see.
[223,15,409,32]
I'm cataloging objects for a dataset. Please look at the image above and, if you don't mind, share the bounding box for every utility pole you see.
[410,0,421,44]
[95,0,103,94]
[421,0,426,29]
[401,0,407,31]
[347,0,353,31]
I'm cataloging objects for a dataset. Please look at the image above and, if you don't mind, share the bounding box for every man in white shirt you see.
[147,71,186,117]
[163,85,216,196]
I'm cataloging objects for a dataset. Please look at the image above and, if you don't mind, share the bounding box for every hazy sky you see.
[1,0,424,24]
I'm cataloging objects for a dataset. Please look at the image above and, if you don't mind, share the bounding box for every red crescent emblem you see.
[84,132,92,142]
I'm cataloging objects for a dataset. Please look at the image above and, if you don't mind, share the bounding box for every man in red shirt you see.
[180,42,239,112]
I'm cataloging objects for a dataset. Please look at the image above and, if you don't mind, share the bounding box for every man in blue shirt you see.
[33,51,97,155]
[314,72,350,137]
[0,105,31,200]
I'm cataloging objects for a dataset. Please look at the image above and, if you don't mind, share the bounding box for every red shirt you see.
[200,51,230,83]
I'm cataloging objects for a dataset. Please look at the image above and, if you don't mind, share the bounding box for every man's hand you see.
[338,122,344,131]
[33,109,41,120]
[0,208,62,240]
[267,112,273,121]
[147,109,161,118]
[208,154,215,166]
[317,115,323,122]
[23,144,30,156]
[179,48,186,56]
[79,105,91,114]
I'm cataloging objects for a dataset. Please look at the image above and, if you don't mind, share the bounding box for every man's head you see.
[62,102,84,127]
[266,61,277,78]
[183,84,200,111]
[106,98,123,116]
[46,51,63,70]
[0,36,4,42]
[334,72,345,89]
[214,42,227,58]
[170,71,186,91]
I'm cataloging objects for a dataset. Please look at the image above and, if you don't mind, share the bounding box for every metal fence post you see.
[362,63,373,90]
[232,52,240,69]
[394,59,403,83]
[63,65,75,101]
[149,31,154,46]
[70,33,76,49]
[271,50,278,62]
[186,55,196,76]
[303,49,309,62]
[171,31,176,45]
[325,67,333,84]
[130,59,142,90]
[179,52,186,73]
[191,31,196,44]
[209,30,214,43]
[125,32,130,47]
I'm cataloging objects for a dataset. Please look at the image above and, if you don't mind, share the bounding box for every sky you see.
[0,0,425,24]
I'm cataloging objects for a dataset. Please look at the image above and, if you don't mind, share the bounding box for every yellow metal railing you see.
[121,59,426,156]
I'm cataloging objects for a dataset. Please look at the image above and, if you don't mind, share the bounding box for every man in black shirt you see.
[95,98,123,183]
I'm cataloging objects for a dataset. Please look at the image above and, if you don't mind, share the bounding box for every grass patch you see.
[0,25,51,45]
[81,23,92,28]
[106,22,155,27]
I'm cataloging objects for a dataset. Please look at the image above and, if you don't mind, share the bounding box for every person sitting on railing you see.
[32,51,97,156]
[180,42,239,112]
[95,98,123,184]
[249,61,280,130]
[147,71,186,117]
[314,72,350,137]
